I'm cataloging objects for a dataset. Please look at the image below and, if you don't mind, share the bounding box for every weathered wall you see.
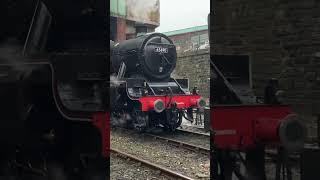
[116,17,126,42]
[172,49,210,99]
[212,0,320,138]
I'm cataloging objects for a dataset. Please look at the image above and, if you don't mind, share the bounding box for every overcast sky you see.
[155,0,210,33]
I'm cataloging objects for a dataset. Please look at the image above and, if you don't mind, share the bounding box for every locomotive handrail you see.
[161,53,174,65]
[117,62,126,79]
[148,82,179,87]
[139,33,175,53]
[172,78,188,94]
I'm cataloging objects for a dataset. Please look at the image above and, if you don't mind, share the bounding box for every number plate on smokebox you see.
[154,47,168,53]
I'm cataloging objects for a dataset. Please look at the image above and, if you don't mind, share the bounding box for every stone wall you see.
[172,49,210,99]
[212,0,320,138]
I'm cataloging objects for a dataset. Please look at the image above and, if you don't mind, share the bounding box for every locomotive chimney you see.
[135,22,148,37]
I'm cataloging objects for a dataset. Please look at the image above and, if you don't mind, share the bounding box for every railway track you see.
[113,127,303,161]
[114,128,296,161]
[111,127,305,179]
[145,132,210,155]
[111,148,194,180]
[151,127,210,149]
[176,128,210,138]
[151,127,301,163]
[114,127,210,154]
[111,128,210,179]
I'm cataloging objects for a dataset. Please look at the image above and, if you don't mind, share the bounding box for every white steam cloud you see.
[110,75,126,87]
[126,0,160,24]
[110,112,132,127]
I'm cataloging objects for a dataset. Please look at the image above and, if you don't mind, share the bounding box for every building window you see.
[212,55,252,88]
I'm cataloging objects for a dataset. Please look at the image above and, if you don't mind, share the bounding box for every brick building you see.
[110,0,160,41]
[163,25,209,54]
[212,0,320,137]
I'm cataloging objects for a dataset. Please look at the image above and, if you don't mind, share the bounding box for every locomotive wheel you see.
[164,111,182,132]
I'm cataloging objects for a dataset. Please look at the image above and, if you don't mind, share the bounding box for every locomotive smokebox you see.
[111,33,177,81]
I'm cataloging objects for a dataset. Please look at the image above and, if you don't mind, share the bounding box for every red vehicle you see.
[0,1,108,179]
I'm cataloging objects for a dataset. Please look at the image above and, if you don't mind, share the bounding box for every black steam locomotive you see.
[0,0,108,179]
[110,30,206,132]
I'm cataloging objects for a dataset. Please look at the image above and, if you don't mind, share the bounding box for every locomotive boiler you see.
[0,0,108,179]
[110,31,206,132]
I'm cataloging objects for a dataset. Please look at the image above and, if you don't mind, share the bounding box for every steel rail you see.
[145,133,210,155]
[111,148,195,180]
[112,127,210,155]
[176,128,210,137]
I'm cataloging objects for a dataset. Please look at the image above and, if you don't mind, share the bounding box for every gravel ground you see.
[111,129,210,179]
[110,153,174,180]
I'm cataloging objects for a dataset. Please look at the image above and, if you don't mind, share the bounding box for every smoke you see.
[110,75,125,87]
[0,41,33,76]
[110,74,129,127]
[126,0,160,23]
[110,112,132,128]
[110,74,131,127]
[0,40,23,64]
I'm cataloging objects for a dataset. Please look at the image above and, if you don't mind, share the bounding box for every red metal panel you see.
[211,105,291,150]
[92,111,110,158]
[139,95,201,111]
